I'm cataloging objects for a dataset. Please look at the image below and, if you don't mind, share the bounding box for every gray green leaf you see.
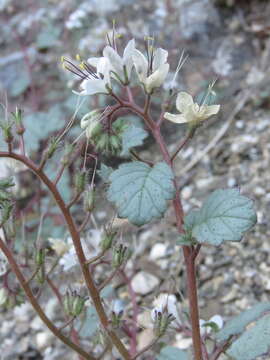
[107,161,175,226]
[120,125,148,156]
[227,314,270,360]
[185,188,257,246]
[216,302,270,342]
[97,163,113,183]
[157,346,188,360]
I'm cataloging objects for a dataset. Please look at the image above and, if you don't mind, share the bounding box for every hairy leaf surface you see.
[227,314,270,360]
[107,161,175,226]
[216,302,270,342]
[185,189,257,246]
[157,346,188,360]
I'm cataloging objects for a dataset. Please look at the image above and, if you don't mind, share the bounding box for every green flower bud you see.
[0,288,8,307]
[112,244,128,268]
[74,171,87,193]
[153,310,175,337]
[0,202,13,226]
[63,291,85,317]
[0,177,14,189]
[81,110,103,139]
[100,230,116,252]
[0,121,13,144]
[47,137,59,159]
[83,188,95,212]
[110,135,121,151]
[11,107,25,135]
[35,248,46,266]
[36,266,46,284]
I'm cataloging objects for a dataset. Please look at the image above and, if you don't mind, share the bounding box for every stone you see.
[131,271,159,295]
[149,243,167,260]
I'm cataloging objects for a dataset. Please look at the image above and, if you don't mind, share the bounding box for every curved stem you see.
[0,236,94,360]
[0,152,131,360]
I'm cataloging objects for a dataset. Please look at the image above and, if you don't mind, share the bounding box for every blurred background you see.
[0,0,270,359]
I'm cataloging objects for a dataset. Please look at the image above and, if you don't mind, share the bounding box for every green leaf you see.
[185,189,257,246]
[157,346,188,360]
[216,302,270,342]
[36,27,61,49]
[97,163,113,183]
[107,161,175,226]
[120,125,148,156]
[227,314,270,360]
[10,72,30,97]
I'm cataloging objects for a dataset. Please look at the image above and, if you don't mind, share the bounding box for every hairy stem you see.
[0,236,94,360]
[0,152,131,360]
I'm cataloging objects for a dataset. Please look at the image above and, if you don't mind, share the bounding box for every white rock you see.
[36,331,54,350]
[131,271,159,295]
[149,243,167,260]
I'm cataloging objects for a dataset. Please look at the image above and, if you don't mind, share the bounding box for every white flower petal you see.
[80,78,108,95]
[210,314,223,329]
[176,92,194,113]
[153,48,168,71]
[145,63,169,93]
[123,39,136,79]
[164,112,187,124]
[103,46,124,78]
[133,49,148,81]
[87,57,101,68]
[201,104,220,118]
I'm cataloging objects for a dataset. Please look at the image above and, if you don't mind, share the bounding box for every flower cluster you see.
[63,37,220,129]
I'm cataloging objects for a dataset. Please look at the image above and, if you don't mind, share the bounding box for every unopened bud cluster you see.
[63,290,86,317]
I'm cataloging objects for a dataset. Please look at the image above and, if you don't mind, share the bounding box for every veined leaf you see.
[157,346,189,360]
[120,125,148,156]
[107,161,175,226]
[97,163,113,183]
[227,314,270,360]
[216,302,270,342]
[184,188,257,246]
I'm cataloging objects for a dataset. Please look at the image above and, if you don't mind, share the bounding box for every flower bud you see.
[81,110,102,139]
[112,244,128,268]
[11,107,25,135]
[0,121,13,144]
[0,288,8,307]
[63,291,85,317]
[0,177,14,189]
[152,309,175,337]
[36,266,46,284]
[35,248,46,266]
[100,230,116,252]
[74,171,87,193]
[46,137,59,159]
[83,188,95,212]
[61,144,75,166]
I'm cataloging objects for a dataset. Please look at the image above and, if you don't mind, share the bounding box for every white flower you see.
[0,250,8,276]
[103,39,135,83]
[164,91,220,125]
[200,314,223,336]
[112,299,125,316]
[0,288,8,306]
[132,47,169,93]
[79,57,112,95]
[48,237,70,257]
[151,293,181,325]
[59,230,102,272]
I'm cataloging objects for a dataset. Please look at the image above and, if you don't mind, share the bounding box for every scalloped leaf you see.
[227,314,270,360]
[97,163,113,183]
[216,302,270,342]
[185,188,257,246]
[120,125,148,156]
[107,161,175,226]
[157,346,188,360]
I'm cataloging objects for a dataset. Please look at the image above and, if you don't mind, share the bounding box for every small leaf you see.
[185,188,257,246]
[107,161,175,226]
[120,125,148,156]
[157,346,188,360]
[216,302,270,342]
[97,164,113,183]
[227,314,270,360]
[10,72,30,97]
[36,27,61,49]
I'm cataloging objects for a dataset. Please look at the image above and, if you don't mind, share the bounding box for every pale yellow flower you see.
[48,238,70,256]
[164,91,220,125]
